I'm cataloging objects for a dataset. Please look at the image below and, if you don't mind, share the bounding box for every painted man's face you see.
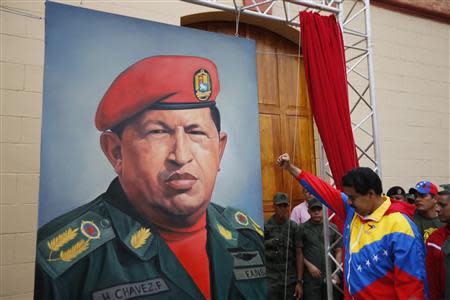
[109,108,227,224]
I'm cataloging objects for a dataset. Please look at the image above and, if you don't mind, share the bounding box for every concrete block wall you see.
[1,2,44,298]
[371,7,450,190]
[0,1,449,299]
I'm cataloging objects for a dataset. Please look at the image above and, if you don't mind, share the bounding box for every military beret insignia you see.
[130,227,152,249]
[235,211,249,226]
[194,69,212,101]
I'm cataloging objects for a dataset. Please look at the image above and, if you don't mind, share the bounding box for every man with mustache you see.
[34,56,266,300]
[276,153,427,300]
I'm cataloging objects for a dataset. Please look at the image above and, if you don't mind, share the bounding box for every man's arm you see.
[277,153,348,221]
[303,258,322,279]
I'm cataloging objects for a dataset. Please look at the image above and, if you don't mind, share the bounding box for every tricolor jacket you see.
[296,171,427,300]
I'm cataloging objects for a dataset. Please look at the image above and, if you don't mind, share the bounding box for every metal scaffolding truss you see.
[181,1,380,299]
[180,0,381,177]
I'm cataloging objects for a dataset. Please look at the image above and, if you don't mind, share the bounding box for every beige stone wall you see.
[0,1,449,299]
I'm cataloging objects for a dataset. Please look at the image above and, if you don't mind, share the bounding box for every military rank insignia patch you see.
[249,217,264,237]
[217,223,233,240]
[46,220,102,262]
[130,227,152,249]
[235,211,249,226]
[47,227,79,259]
[194,69,212,101]
[37,212,115,278]
[59,239,90,262]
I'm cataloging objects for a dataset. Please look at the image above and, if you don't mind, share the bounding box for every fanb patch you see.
[194,69,212,101]
[234,266,266,280]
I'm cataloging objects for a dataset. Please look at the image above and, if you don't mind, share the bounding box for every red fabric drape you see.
[300,12,359,190]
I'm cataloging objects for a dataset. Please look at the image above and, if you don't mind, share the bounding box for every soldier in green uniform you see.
[297,198,342,300]
[34,56,266,300]
[264,193,303,300]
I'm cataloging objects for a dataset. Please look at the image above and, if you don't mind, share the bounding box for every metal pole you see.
[363,0,381,176]
[320,142,334,299]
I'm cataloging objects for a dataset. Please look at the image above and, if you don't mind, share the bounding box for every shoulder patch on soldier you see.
[223,207,264,237]
[36,210,115,279]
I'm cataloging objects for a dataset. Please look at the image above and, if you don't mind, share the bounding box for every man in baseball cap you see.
[35,56,266,300]
[412,180,443,240]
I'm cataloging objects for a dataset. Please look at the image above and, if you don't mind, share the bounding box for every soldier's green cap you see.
[273,192,289,205]
[307,198,322,209]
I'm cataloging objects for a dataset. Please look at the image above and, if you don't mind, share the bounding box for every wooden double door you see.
[186,21,316,220]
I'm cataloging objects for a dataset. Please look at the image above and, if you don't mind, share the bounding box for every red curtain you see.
[300,12,359,190]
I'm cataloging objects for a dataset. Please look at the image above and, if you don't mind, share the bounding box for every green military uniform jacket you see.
[413,212,443,241]
[264,216,300,288]
[35,179,266,300]
[297,220,342,300]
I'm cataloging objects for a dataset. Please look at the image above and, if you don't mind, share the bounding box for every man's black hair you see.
[438,190,450,197]
[110,105,221,138]
[341,167,383,196]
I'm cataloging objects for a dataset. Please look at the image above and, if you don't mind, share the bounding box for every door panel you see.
[184,21,316,220]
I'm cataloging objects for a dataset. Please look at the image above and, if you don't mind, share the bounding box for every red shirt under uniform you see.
[425,225,450,300]
[159,214,211,300]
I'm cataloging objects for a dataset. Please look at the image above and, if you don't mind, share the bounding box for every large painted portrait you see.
[35,2,266,299]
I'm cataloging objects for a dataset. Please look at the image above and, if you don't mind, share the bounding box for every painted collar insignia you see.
[130,227,152,249]
[235,211,249,226]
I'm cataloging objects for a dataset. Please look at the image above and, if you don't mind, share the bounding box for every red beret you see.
[95,55,220,131]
